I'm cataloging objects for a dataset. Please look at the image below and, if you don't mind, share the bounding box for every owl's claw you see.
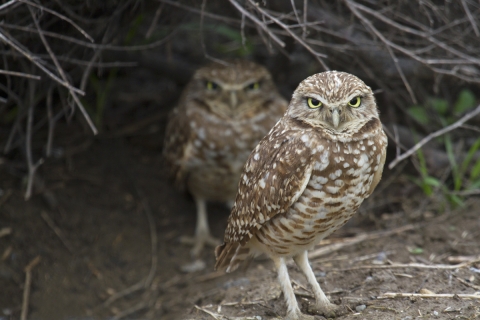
[307,302,347,318]
[284,309,315,320]
[180,233,220,257]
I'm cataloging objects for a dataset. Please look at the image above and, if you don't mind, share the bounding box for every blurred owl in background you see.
[163,59,287,257]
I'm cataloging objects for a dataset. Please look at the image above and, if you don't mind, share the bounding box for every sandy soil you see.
[1,125,479,320]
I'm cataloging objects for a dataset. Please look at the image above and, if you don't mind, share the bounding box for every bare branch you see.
[28,4,97,134]
[228,0,286,48]
[302,0,308,39]
[246,0,329,70]
[0,0,18,12]
[460,0,479,37]
[24,78,43,200]
[0,69,40,80]
[389,104,480,169]
[0,28,85,95]
[45,86,54,157]
[146,3,163,39]
[18,0,94,42]
[0,22,178,51]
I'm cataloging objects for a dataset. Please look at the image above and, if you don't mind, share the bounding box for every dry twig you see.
[308,224,415,260]
[20,255,41,320]
[389,104,480,169]
[378,292,480,300]
[333,258,480,272]
[24,78,43,200]
[0,69,40,80]
[452,274,480,291]
[0,227,12,238]
[40,211,74,253]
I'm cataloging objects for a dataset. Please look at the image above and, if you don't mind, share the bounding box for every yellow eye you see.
[246,82,260,90]
[348,96,361,108]
[206,81,219,90]
[307,98,322,109]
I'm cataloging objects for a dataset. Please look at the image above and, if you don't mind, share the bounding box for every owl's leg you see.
[180,197,219,257]
[293,251,345,318]
[272,256,314,320]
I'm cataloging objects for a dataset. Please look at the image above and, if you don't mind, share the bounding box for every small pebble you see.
[433,310,439,316]
[2,308,12,316]
[180,259,206,273]
[355,304,366,312]
[223,277,250,289]
[372,251,387,264]
[419,288,435,294]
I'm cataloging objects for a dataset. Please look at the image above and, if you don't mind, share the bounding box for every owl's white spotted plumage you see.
[163,60,287,257]
[215,71,387,319]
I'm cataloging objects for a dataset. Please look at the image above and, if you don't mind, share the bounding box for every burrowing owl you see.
[215,71,387,319]
[163,60,287,257]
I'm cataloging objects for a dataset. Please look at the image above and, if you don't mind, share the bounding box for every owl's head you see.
[187,59,281,119]
[287,71,379,134]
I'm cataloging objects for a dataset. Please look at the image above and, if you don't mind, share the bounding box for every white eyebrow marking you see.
[305,93,328,105]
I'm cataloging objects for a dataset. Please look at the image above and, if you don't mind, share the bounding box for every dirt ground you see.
[1,122,480,320]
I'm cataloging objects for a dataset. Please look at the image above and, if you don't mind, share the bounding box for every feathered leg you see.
[180,197,219,257]
[293,251,345,317]
[272,256,314,320]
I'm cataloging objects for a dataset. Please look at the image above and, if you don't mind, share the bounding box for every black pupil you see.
[311,99,320,105]
[209,82,218,89]
[248,83,257,89]
[350,97,358,104]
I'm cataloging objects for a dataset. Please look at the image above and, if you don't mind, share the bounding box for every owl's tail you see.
[215,242,251,273]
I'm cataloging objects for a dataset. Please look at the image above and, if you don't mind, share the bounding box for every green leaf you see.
[423,176,442,187]
[3,105,18,123]
[444,135,461,190]
[454,89,476,115]
[125,14,144,44]
[407,105,430,125]
[408,247,424,255]
[460,138,480,178]
[448,194,465,207]
[413,138,429,177]
[430,98,448,115]
[214,26,243,41]
[471,160,480,180]
[468,178,480,189]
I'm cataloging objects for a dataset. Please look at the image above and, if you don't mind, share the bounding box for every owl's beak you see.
[230,91,238,108]
[332,108,340,128]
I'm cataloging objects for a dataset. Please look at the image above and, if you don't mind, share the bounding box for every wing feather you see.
[223,119,314,246]
[162,106,192,191]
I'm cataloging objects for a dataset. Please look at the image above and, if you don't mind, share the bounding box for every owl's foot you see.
[307,302,347,318]
[180,233,220,257]
[285,310,315,320]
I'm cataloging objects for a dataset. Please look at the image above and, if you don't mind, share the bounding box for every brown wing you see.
[367,130,388,196]
[162,105,192,191]
[223,119,315,244]
[215,119,315,270]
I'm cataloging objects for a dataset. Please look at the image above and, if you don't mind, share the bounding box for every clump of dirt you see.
[1,126,479,320]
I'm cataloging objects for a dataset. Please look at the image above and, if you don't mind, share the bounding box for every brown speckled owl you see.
[215,71,387,319]
[163,60,287,257]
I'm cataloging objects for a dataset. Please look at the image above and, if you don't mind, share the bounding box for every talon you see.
[307,302,347,318]
[179,233,220,257]
[285,310,315,320]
